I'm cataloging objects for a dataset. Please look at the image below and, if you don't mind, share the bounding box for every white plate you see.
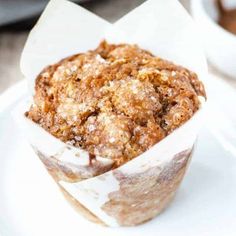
[0,75,236,236]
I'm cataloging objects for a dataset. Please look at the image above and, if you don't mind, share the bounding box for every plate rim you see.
[0,80,27,114]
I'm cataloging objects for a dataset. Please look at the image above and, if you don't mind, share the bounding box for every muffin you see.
[25,41,206,226]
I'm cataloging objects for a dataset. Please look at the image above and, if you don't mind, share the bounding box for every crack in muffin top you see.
[26,41,206,167]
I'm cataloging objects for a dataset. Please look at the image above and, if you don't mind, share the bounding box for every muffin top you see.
[26,41,206,167]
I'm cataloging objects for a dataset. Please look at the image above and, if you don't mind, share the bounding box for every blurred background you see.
[0,0,235,94]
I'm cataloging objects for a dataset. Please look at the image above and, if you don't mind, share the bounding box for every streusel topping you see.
[26,41,206,167]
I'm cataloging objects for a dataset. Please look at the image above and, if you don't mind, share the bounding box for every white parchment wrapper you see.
[16,0,207,227]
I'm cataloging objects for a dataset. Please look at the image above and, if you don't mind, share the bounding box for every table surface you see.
[0,0,236,95]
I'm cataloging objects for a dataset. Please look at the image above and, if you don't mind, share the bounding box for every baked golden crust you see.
[27,41,206,167]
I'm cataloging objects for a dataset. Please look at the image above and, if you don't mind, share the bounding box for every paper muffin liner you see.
[14,100,203,226]
[14,0,208,227]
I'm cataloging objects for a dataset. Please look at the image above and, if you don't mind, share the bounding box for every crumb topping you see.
[26,41,206,167]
